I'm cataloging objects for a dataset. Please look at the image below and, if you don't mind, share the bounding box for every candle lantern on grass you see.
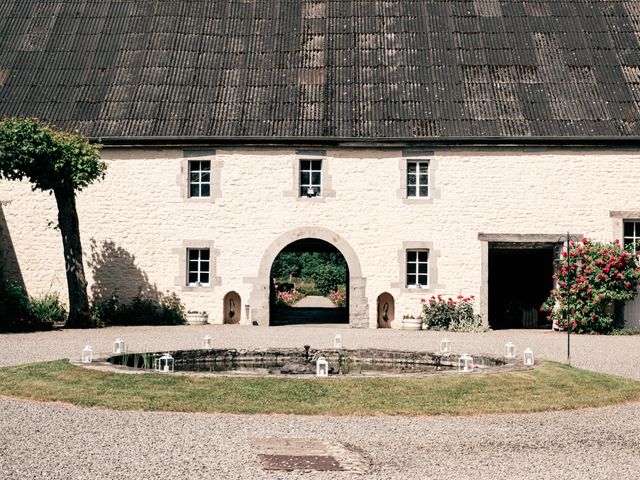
[82,345,93,363]
[523,348,535,366]
[113,338,126,354]
[156,353,174,373]
[440,337,451,354]
[504,342,516,359]
[458,353,474,372]
[316,356,328,377]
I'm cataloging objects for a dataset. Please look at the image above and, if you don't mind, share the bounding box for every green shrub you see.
[0,282,32,332]
[421,295,484,332]
[29,293,67,324]
[92,291,186,326]
[0,282,60,332]
[312,264,347,296]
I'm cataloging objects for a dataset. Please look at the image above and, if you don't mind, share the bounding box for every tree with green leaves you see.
[0,118,106,327]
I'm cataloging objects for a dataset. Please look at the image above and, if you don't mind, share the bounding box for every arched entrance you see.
[269,239,348,326]
[250,227,369,327]
[377,292,394,328]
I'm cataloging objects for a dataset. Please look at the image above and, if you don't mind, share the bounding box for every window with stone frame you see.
[406,159,429,198]
[623,220,640,253]
[299,158,322,197]
[188,160,211,197]
[406,249,429,287]
[187,248,210,286]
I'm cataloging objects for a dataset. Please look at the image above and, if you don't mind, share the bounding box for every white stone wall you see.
[1,147,640,328]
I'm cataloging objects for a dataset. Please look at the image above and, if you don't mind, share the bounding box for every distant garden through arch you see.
[269,238,349,326]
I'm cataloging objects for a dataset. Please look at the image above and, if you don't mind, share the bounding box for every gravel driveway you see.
[1,325,639,479]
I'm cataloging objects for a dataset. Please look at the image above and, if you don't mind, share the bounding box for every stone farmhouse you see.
[2,0,640,329]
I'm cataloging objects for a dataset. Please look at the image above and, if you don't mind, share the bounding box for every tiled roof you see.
[1,0,640,140]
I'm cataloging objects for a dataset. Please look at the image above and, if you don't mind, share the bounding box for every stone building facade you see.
[2,145,640,328]
[2,1,640,328]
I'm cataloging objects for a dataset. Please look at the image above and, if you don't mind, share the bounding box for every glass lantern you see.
[316,356,328,377]
[440,337,451,354]
[113,338,126,354]
[334,334,343,349]
[523,348,535,366]
[458,353,474,372]
[156,353,174,373]
[81,345,93,363]
[504,342,516,359]
[202,335,212,349]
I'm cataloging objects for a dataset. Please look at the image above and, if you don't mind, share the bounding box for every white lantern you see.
[113,338,126,354]
[523,348,535,366]
[458,353,474,372]
[504,342,516,359]
[334,334,343,349]
[316,356,328,377]
[440,337,451,354]
[202,335,212,349]
[156,353,174,373]
[81,345,93,363]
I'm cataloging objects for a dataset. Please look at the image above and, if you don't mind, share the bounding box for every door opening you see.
[488,243,555,329]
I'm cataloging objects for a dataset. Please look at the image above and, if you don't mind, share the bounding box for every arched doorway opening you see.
[377,292,394,328]
[269,238,348,326]
[250,227,369,327]
[223,291,241,324]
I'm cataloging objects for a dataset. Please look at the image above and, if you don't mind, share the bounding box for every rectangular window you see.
[406,160,429,198]
[189,160,211,198]
[187,249,210,286]
[406,249,429,287]
[623,220,640,253]
[300,159,322,197]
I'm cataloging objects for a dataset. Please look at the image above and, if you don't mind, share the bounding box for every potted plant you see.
[401,314,422,330]
[186,310,209,325]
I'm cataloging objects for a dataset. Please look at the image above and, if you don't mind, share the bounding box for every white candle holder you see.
[113,338,126,354]
[81,345,93,363]
[316,356,328,377]
[523,348,535,366]
[504,342,516,359]
[156,353,174,373]
[458,353,474,373]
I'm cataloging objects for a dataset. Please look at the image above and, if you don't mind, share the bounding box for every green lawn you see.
[0,360,638,415]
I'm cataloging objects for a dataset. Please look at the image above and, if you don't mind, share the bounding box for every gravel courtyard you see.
[1,325,639,479]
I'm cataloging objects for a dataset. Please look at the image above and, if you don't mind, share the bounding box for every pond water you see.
[106,348,510,377]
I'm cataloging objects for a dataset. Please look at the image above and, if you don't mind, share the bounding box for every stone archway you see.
[250,227,368,327]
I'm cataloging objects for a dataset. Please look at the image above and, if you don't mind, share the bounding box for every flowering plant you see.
[542,239,640,334]
[275,288,305,306]
[421,295,483,332]
[329,289,347,307]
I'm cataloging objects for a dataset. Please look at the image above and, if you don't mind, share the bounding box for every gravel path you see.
[1,325,640,479]
[293,295,336,308]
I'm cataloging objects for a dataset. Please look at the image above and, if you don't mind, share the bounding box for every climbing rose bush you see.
[421,295,483,332]
[329,289,347,307]
[542,239,640,334]
[275,289,304,306]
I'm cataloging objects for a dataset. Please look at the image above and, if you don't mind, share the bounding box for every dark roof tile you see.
[1,0,640,139]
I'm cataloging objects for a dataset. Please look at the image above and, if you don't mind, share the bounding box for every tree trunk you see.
[54,187,91,327]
